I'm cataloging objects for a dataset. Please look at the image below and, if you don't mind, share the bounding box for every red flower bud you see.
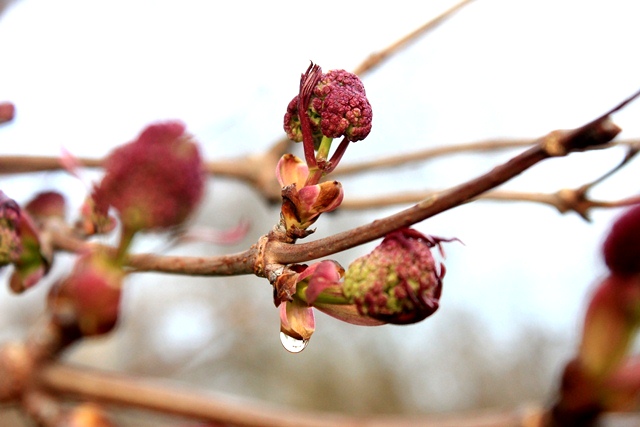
[93,121,205,233]
[48,250,124,336]
[25,191,66,223]
[0,102,15,125]
[603,205,640,276]
[284,69,372,144]
[343,228,445,324]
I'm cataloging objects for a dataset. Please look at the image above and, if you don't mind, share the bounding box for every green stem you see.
[315,136,333,164]
[305,136,333,186]
[114,227,136,267]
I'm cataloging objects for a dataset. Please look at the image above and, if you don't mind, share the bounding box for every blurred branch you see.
[342,189,640,215]
[0,1,477,204]
[334,138,535,177]
[46,220,259,276]
[37,361,526,427]
[341,142,640,219]
[351,0,477,75]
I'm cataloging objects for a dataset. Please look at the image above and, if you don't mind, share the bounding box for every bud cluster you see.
[343,228,443,324]
[92,121,205,235]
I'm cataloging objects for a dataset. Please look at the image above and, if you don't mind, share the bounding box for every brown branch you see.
[340,189,556,210]
[266,111,626,265]
[0,155,102,174]
[341,189,640,217]
[47,222,259,277]
[352,0,478,76]
[37,361,526,427]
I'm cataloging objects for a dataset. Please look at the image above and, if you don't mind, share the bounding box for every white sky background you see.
[0,0,640,350]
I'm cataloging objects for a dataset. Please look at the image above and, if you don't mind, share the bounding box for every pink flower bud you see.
[48,250,124,336]
[280,180,343,239]
[279,297,315,342]
[0,102,15,125]
[343,228,445,324]
[25,191,66,222]
[603,205,640,276]
[93,121,205,233]
[296,260,385,327]
[276,154,309,189]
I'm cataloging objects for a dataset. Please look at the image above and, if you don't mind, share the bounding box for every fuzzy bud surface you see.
[284,68,372,144]
[93,121,205,233]
[343,228,443,324]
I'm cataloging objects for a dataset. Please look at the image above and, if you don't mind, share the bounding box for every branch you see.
[266,95,633,265]
[342,181,640,222]
[0,1,477,204]
[47,222,259,276]
[334,138,535,177]
[352,0,478,76]
[37,361,526,427]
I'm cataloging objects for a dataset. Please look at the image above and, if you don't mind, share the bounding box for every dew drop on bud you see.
[279,331,308,353]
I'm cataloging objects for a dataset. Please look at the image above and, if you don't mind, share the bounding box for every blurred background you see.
[1,0,640,424]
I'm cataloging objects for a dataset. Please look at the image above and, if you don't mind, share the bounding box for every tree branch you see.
[352,0,478,76]
[266,112,625,265]
[47,222,259,277]
[37,361,526,427]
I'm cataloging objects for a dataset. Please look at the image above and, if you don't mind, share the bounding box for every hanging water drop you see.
[279,331,308,353]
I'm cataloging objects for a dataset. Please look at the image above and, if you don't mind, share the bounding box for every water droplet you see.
[279,331,308,353]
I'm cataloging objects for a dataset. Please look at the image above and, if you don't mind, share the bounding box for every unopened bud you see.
[603,205,640,276]
[93,121,205,233]
[343,228,444,324]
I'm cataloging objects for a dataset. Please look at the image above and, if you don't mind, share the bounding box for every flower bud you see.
[280,179,343,239]
[603,205,640,276]
[0,194,22,267]
[92,121,205,233]
[279,297,315,343]
[284,68,372,145]
[579,274,640,378]
[343,228,444,324]
[0,102,15,125]
[48,250,124,336]
[0,191,50,293]
[76,193,117,236]
[25,191,66,223]
[295,260,385,326]
[276,154,308,189]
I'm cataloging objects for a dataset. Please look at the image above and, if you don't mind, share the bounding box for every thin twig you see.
[37,361,525,427]
[334,138,535,177]
[352,0,478,76]
[341,189,640,216]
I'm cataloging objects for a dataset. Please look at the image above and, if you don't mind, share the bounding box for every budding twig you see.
[267,96,633,265]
